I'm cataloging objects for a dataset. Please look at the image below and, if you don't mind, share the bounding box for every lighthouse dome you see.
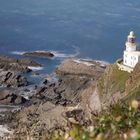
[130,31,135,37]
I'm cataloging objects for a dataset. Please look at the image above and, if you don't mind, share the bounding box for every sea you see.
[0,0,140,76]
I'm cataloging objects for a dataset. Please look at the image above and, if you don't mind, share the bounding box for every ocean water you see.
[0,0,140,74]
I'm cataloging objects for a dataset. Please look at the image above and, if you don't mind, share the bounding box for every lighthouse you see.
[123,31,140,69]
[117,31,140,72]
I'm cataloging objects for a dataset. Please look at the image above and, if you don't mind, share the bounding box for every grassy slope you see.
[97,64,129,96]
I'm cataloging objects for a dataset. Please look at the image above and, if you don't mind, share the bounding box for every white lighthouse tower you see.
[117,31,140,72]
[123,31,140,69]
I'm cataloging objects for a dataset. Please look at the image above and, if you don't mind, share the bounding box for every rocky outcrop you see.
[0,56,41,73]
[56,59,106,78]
[0,90,27,105]
[11,102,87,139]
[83,64,130,113]
[18,58,42,67]
[0,70,28,87]
[0,62,31,73]
[23,51,54,58]
[0,55,42,87]
[2,60,140,140]
[31,76,91,106]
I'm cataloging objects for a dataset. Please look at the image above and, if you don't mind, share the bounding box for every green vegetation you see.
[97,64,129,95]
[44,100,140,140]
[109,65,129,93]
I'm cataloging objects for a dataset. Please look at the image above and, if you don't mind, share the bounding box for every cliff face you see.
[3,59,140,139]
[124,62,140,100]
[87,62,140,113]
[56,59,140,114]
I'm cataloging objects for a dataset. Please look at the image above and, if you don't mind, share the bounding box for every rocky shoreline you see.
[0,56,114,139]
[0,56,42,88]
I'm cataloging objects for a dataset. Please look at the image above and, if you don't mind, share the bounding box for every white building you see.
[118,31,140,72]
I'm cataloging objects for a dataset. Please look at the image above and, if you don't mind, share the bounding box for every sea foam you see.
[11,51,26,55]
[28,66,43,71]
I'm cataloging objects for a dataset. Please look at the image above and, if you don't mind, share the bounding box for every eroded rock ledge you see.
[0,56,41,73]
[0,55,42,87]
[56,59,107,78]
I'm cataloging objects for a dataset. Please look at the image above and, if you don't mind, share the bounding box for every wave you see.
[11,51,26,55]
[51,45,80,58]
[28,66,43,71]
[95,60,110,65]
[105,12,123,17]
[80,58,110,65]
[51,51,79,58]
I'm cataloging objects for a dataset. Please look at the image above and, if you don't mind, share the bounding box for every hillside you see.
[1,59,140,140]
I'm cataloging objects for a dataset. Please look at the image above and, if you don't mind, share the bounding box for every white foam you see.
[11,51,26,55]
[73,59,95,66]
[28,66,43,71]
[51,49,79,58]
[73,58,110,66]
[95,60,110,65]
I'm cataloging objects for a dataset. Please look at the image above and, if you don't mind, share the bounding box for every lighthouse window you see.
[129,38,135,43]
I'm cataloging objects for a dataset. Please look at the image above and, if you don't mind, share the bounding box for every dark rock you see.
[33,76,90,106]
[65,109,83,118]
[43,79,48,85]
[0,90,27,105]
[0,55,41,73]
[23,51,54,58]
[0,71,28,87]
[14,96,27,104]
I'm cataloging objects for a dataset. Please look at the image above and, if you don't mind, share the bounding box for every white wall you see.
[126,44,136,52]
[123,51,139,68]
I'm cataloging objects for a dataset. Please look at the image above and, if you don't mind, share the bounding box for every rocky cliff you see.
[2,59,140,139]
[87,62,140,113]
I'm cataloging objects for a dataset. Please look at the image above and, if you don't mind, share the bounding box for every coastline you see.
[0,53,109,139]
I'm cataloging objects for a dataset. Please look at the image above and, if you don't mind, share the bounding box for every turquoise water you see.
[0,0,140,74]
